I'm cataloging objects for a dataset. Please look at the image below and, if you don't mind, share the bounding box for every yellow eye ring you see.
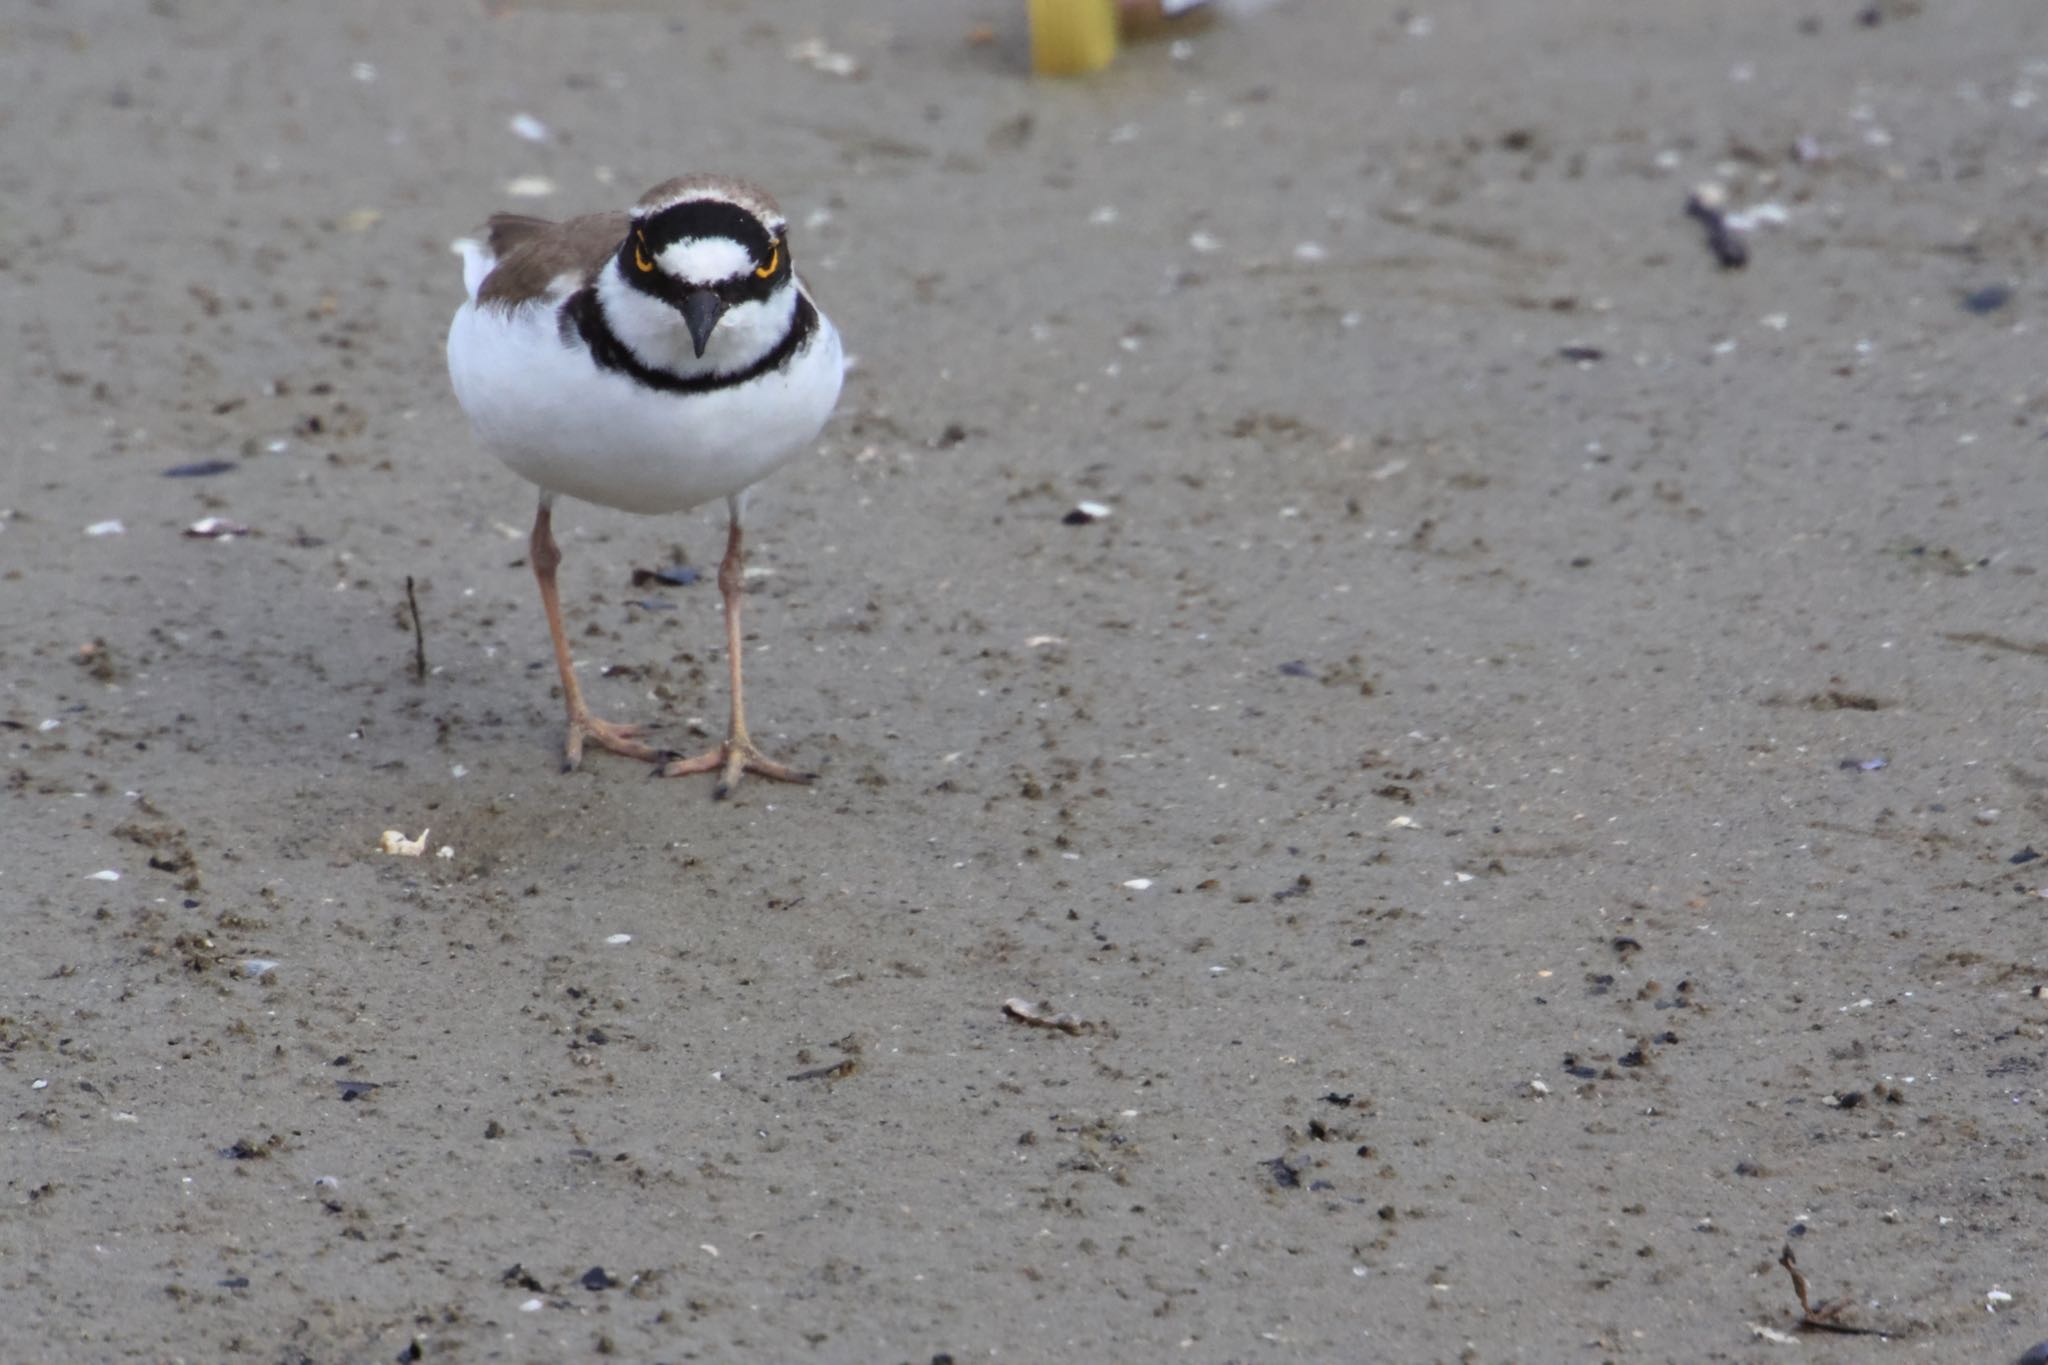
[633,240,654,273]
[754,242,781,279]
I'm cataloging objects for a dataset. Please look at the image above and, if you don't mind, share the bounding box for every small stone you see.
[1960,284,2012,315]
[1063,500,1113,525]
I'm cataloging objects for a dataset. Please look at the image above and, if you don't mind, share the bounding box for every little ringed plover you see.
[447,174,844,797]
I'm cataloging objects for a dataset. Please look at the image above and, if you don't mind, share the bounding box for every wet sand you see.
[4,1,2046,1359]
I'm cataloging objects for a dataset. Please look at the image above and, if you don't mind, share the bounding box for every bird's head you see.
[621,176,793,359]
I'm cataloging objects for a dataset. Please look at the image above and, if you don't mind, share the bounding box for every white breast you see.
[447,287,843,516]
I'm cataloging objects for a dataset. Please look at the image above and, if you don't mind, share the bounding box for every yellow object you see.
[1030,0,1118,75]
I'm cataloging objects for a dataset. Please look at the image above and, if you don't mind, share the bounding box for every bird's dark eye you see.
[754,240,781,280]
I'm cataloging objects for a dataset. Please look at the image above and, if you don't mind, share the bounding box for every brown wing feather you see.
[476,210,631,309]
[484,213,559,257]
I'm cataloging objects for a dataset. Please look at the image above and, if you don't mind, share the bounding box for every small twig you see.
[1686,187,1748,268]
[1779,1245,1891,1337]
[1943,630,2048,659]
[1780,1244,1815,1314]
[405,576,427,682]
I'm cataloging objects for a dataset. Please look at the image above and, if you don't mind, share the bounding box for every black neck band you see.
[562,288,818,396]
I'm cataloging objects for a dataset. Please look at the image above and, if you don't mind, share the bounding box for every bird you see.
[446,174,843,797]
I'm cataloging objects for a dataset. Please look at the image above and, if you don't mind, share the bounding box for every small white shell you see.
[379,828,429,857]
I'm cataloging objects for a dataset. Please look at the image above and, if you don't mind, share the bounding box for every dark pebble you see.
[581,1265,618,1291]
[1265,1156,1301,1189]
[630,564,700,587]
[2015,1341,2048,1365]
[1961,284,2012,315]
[336,1080,379,1101]
[1277,659,1313,678]
[162,459,236,478]
[2010,847,2040,865]
[1558,345,1604,362]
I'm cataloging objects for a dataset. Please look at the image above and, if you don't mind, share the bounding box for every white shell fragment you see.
[242,959,279,977]
[186,517,250,539]
[87,869,121,882]
[85,520,126,537]
[1121,877,1153,890]
[787,37,861,78]
[605,933,633,945]
[508,112,551,143]
[504,175,557,199]
[1724,201,1789,232]
[379,828,430,856]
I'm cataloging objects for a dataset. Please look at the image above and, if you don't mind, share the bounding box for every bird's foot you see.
[564,712,663,771]
[659,733,815,799]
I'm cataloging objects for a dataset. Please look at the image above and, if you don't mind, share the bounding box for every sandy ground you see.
[4,0,2047,1360]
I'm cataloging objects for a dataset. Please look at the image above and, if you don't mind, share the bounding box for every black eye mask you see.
[622,199,788,307]
[636,199,777,268]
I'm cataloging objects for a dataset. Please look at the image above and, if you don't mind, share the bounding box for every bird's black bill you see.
[680,289,727,358]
